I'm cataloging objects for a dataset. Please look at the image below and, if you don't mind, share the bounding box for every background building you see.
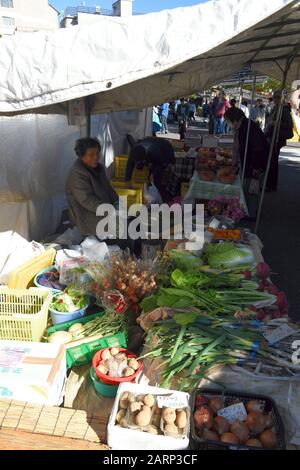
[0,0,58,35]
[60,0,135,28]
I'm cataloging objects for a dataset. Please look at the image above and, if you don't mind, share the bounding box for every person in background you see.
[125,137,175,199]
[211,90,230,135]
[265,97,274,123]
[174,97,181,122]
[230,98,237,108]
[265,90,294,191]
[177,98,188,140]
[188,100,197,122]
[159,102,170,134]
[208,99,215,134]
[202,99,210,118]
[152,106,162,136]
[240,99,250,118]
[250,99,266,130]
[224,108,269,219]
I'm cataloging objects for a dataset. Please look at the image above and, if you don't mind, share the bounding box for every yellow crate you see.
[111,180,144,191]
[8,248,56,289]
[132,167,150,183]
[0,287,52,341]
[114,155,128,179]
[181,182,190,198]
[115,188,143,207]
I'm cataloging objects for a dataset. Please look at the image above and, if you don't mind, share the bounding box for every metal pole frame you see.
[254,89,286,233]
[241,72,257,186]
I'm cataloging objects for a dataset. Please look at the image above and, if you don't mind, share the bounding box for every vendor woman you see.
[224,107,269,219]
[66,138,140,254]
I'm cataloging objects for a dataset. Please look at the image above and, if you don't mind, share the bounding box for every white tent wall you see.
[0,114,80,241]
[91,108,152,172]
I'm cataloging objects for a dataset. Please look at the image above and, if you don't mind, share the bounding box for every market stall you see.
[0,0,300,452]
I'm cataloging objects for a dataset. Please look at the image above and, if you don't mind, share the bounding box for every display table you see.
[184,171,248,210]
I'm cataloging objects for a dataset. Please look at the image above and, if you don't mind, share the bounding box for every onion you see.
[277,292,289,312]
[68,323,84,334]
[48,331,72,344]
[230,421,249,444]
[246,400,264,414]
[202,428,220,441]
[245,438,262,448]
[194,406,214,430]
[264,414,274,429]
[209,398,224,413]
[259,430,278,449]
[213,416,230,435]
[246,412,266,434]
[195,395,208,407]
[220,433,239,445]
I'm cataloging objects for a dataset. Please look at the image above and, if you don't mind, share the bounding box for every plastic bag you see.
[143,183,162,207]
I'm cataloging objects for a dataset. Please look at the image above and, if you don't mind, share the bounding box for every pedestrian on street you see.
[210,91,230,135]
[250,99,266,131]
[240,99,250,118]
[265,91,294,191]
[177,98,188,140]
[159,102,170,134]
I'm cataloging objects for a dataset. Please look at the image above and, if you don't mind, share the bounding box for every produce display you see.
[196,148,236,184]
[193,392,282,450]
[93,348,142,380]
[207,197,246,223]
[115,391,189,438]
[48,311,125,347]
[50,288,88,313]
[82,254,158,310]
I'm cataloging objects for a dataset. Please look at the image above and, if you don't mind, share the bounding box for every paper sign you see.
[263,324,296,345]
[217,402,247,424]
[157,393,189,409]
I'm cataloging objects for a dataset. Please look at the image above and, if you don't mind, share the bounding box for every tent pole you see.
[241,72,257,186]
[255,63,290,234]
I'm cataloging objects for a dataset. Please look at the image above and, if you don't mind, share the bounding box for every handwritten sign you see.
[217,402,247,424]
[263,324,296,345]
[157,393,189,410]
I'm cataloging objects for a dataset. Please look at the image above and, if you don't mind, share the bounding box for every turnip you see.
[256,309,266,321]
[276,292,289,312]
[242,271,253,280]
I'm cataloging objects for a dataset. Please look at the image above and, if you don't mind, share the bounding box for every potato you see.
[259,430,278,449]
[220,432,239,445]
[142,405,152,415]
[110,347,119,356]
[119,417,126,428]
[101,349,111,361]
[128,359,139,371]
[145,425,158,435]
[152,413,161,428]
[175,410,187,429]
[116,409,126,424]
[136,410,151,427]
[162,407,176,424]
[96,364,108,375]
[209,398,224,413]
[164,423,178,435]
[115,353,127,362]
[230,420,249,444]
[123,367,135,377]
[143,394,155,408]
[119,392,130,410]
[127,392,136,403]
[130,402,143,413]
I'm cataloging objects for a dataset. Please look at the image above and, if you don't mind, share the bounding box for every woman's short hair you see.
[74,137,101,158]
[224,107,245,123]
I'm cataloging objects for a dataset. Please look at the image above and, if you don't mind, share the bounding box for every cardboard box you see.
[107,382,190,450]
[0,340,66,406]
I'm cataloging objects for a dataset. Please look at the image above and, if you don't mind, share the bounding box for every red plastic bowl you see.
[92,347,143,385]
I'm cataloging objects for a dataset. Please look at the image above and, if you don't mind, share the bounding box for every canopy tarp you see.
[0,0,299,116]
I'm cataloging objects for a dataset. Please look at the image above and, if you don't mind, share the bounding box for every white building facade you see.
[0,0,58,35]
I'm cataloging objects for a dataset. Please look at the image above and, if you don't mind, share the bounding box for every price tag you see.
[156,393,189,409]
[263,324,296,345]
[217,402,247,424]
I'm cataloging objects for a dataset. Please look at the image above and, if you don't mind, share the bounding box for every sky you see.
[51,0,206,14]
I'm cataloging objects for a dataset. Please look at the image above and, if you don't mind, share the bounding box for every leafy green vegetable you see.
[169,249,202,271]
[206,242,254,269]
[50,288,88,313]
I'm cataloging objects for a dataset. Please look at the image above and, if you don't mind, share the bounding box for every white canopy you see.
[0,0,299,115]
